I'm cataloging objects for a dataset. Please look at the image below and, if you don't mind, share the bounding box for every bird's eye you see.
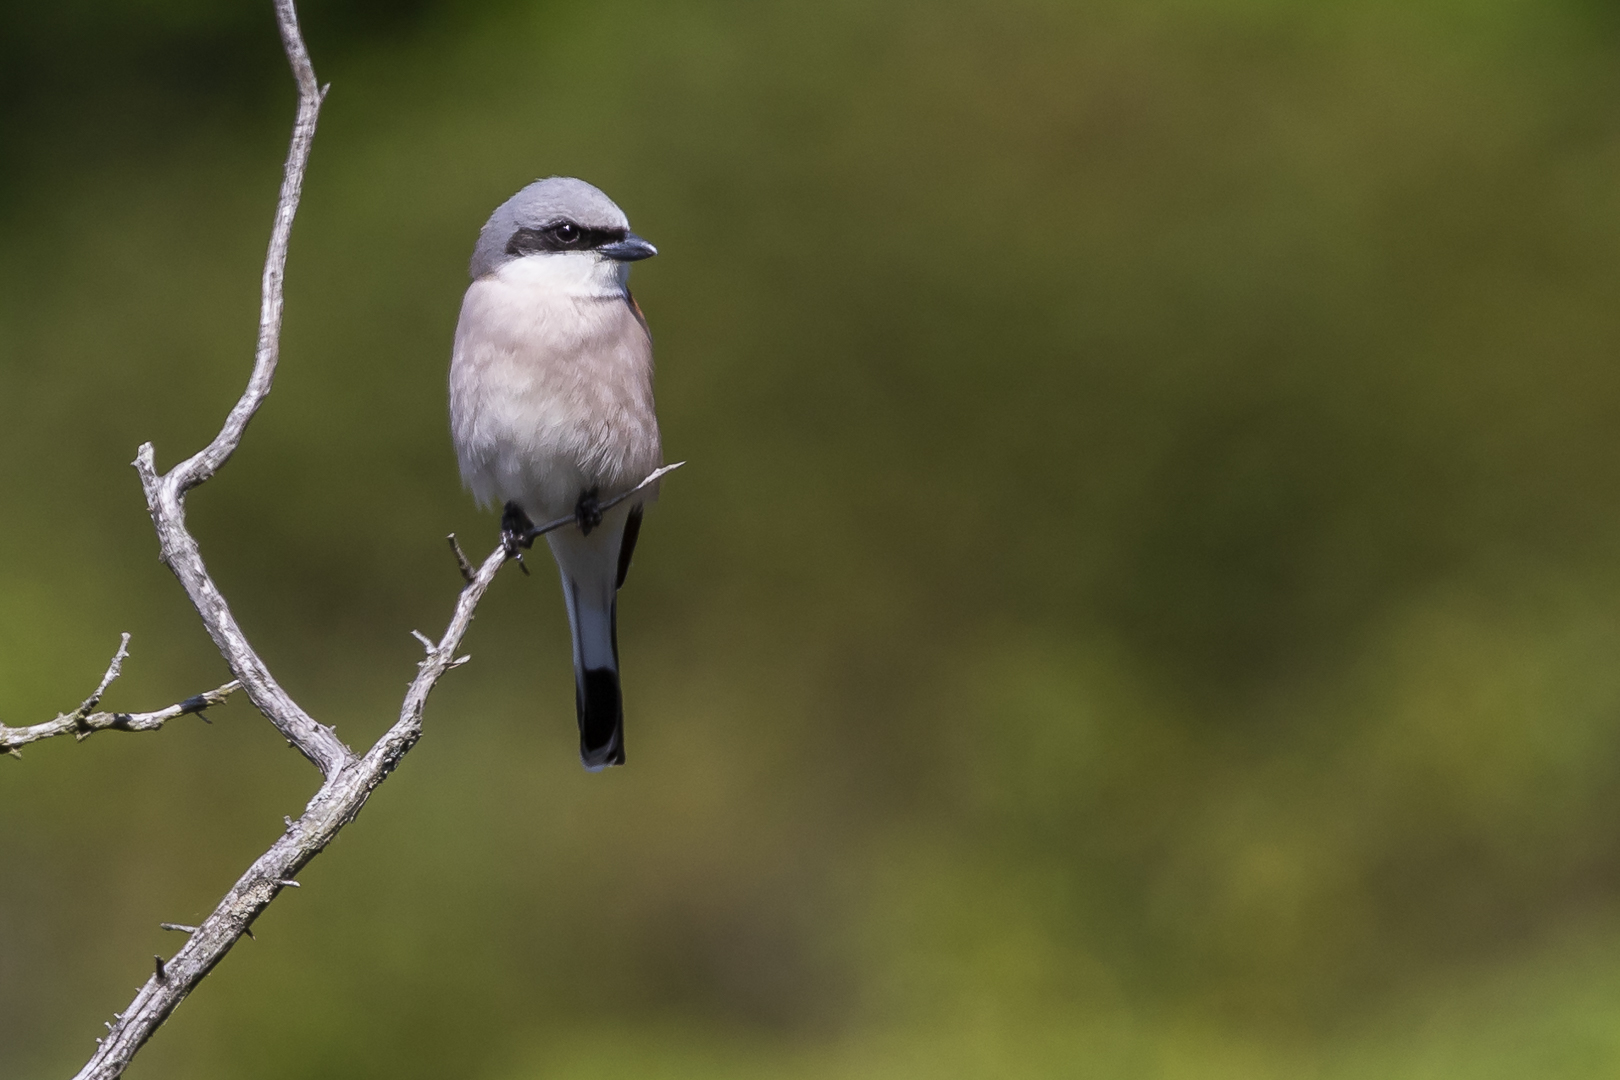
[554,222,580,244]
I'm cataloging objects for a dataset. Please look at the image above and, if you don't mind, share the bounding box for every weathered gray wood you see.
[69,541,508,1080]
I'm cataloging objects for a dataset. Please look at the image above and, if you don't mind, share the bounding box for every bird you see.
[449,177,662,770]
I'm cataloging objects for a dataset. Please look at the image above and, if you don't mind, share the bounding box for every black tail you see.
[576,664,624,770]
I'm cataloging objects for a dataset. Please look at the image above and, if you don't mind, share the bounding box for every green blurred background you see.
[6,0,1620,1076]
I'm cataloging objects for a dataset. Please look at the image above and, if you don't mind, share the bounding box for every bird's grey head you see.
[469,177,657,279]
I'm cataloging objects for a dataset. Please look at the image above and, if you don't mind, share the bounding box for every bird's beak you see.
[599,233,657,262]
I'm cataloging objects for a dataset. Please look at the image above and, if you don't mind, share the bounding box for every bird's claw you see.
[575,488,603,536]
[501,501,536,565]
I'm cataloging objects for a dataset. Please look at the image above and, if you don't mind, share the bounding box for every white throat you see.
[492,251,630,298]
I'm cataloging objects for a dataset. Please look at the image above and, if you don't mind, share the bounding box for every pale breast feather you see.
[449,260,661,519]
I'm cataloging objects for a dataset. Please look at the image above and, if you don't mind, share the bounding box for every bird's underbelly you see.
[450,290,660,521]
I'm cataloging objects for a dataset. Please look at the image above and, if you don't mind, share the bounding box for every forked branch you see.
[69,539,513,1080]
[0,634,239,756]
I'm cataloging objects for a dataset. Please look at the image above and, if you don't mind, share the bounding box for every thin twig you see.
[0,636,239,756]
[520,461,684,543]
[447,534,475,583]
[79,634,130,715]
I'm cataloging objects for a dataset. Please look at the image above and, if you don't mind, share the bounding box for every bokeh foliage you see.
[6,0,1620,1076]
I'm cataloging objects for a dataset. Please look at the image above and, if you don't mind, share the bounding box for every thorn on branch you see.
[411,630,436,654]
[160,923,198,934]
[78,633,132,719]
[285,816,296,830]
[278,879,301,888]
[446,534,475,584]
[154,955,167,982]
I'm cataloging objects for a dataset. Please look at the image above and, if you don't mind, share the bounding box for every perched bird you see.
[450,177,662,770]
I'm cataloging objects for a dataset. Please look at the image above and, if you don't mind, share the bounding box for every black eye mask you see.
[506,221,628,256]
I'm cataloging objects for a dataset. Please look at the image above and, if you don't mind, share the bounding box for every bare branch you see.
[130,0,352,782]
[0,636,239,756]
[167,0,324,497]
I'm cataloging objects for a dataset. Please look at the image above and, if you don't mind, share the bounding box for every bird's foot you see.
[501,502,536,574]
[575,488,603,536]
